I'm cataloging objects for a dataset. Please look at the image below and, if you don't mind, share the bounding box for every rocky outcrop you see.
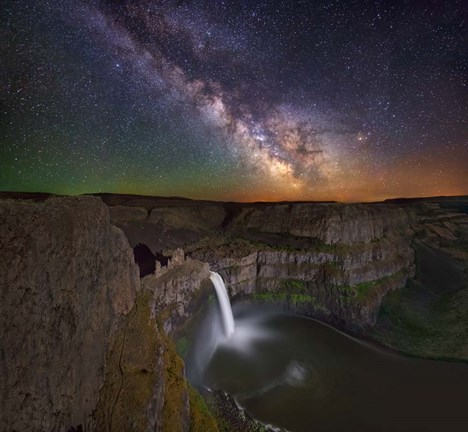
[92,291,217,432]
[142,249,212,333]
[93,255,217,432]
[0,196,218,432]
[0,197,139,431]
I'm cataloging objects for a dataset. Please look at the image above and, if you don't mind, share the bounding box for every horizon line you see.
[1,189,467,205]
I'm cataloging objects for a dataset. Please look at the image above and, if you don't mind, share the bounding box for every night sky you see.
[1,0,467,201]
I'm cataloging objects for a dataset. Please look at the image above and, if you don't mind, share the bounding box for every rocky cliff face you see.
[106,197,226,254]
[100,195,416,329]
[0,196,218,432]
[141,249,212,333]
[191,240,413,329]
[188,204,415,329]
[91,288,217,432]
[0,197,139,431]
[84,247,217,432]
[229,203,415,244]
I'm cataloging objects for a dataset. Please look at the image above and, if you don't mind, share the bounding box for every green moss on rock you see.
[176,336,189,357]
[161,335,189,431]
[93,292,219,431]
[290,293,314,303]
[188,385,219,432]
[252,289,330,315]
[282,279,306,292]
[93,292,160,432]
[334,270,407,303]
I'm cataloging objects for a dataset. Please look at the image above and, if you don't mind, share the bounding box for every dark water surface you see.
[194,307,468,432]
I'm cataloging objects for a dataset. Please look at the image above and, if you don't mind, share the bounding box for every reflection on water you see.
[186,303,468,432]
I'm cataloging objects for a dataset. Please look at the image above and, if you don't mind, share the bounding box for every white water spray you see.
[210,271,235,338]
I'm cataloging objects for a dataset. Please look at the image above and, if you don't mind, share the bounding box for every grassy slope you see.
[372,241,468,361]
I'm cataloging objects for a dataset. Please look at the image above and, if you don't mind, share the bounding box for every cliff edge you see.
[0,197,139,431]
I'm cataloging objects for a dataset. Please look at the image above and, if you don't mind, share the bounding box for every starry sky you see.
[1,0,467,202]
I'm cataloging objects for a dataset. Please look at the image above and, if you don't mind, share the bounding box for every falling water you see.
[210,271,235,338]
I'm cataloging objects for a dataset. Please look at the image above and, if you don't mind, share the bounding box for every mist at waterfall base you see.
[185,275,468,432]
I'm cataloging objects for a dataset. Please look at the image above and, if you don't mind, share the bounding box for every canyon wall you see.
[0,197,217,432]
[0,197,139,431]
[105,198,415,329]
[189,203,415,329]
[230,203,414,244]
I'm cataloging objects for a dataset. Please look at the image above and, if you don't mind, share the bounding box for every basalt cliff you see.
[107,195,416,330]
[1,193,467,431]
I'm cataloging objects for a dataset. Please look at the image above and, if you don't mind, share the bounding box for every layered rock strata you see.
[229,203,415,244]
[102,196,416,329]
[188,204,415,329]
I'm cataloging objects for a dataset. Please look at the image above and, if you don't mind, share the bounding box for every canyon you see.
[1,192,467,431]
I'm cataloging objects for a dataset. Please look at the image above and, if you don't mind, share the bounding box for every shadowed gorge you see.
[133,243,156,277]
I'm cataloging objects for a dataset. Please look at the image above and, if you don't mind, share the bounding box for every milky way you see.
[1,0,467,201]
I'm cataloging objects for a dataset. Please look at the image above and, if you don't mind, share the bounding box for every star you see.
[0,0,466,201]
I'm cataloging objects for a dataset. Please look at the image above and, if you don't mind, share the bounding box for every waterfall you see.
[210,271,235,338]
